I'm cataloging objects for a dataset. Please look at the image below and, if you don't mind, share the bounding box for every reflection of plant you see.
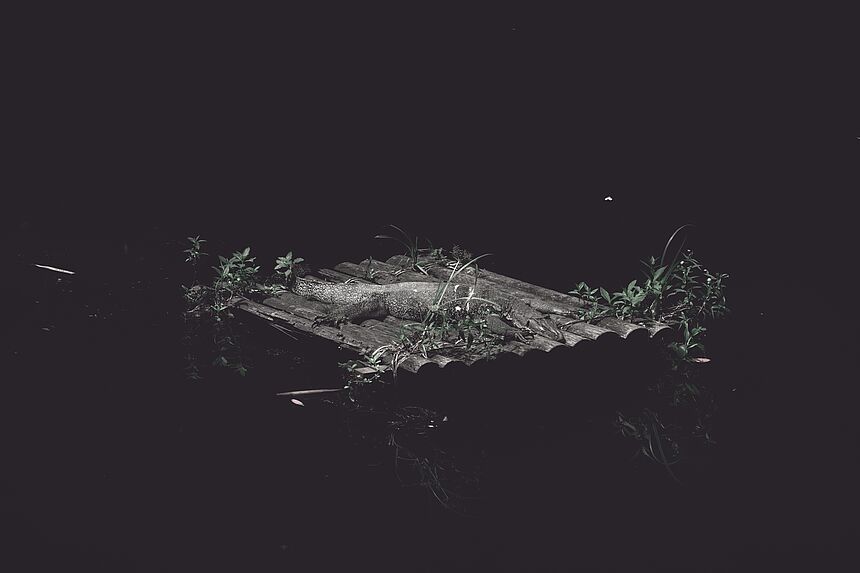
[341,401,483,516]
[615,409,683,484]
[386,407,482,516]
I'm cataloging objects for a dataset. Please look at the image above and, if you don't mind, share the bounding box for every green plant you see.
[615,409,683,484]
[568,227,728,364]
[212,330,249,376]
[181,239,303,378]
[341,350,394,401]
[182,236,207,291]
[213,247,259,298]
[375,224,435,273]
[274,251,304,287]
[183,235,206,264]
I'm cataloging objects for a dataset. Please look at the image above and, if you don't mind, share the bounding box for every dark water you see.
[4,194,857,571]
[4,14,858,572]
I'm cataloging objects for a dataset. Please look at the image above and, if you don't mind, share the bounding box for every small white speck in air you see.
[604,196,613,201]
[290,399,304,407]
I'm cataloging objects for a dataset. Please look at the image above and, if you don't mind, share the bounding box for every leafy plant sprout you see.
[567,224,728,364]
[274,251,304,287]
[183,236,206,284]
[375,224,436,274]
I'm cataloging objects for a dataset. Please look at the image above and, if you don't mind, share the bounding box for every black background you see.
[3,7,858,571]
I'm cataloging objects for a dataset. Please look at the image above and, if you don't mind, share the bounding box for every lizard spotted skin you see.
[292,277,566,341]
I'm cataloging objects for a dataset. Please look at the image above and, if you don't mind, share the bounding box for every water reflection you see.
[6,231,736,570]
[346,404,486,517]
[181,298,723,511]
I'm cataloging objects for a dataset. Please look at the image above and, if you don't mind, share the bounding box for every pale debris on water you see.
[290,399,305,406]
[33,264,75,275]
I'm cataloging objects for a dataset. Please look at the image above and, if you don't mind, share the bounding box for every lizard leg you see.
[526,317,565,341]
[485,314,531,342]
[508,303,566,342]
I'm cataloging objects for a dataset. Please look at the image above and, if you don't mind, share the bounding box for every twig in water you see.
[276,388,345,398]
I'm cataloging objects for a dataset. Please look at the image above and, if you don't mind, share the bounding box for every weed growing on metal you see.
[568,225,728,365]
[374,224,435,273]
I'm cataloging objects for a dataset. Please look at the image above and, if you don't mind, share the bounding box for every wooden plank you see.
[230,298,344,345]
[497,340,536,357]
[316,268,371,284]
[391,269,438,283]
[264,291,331,313]
[333,261,394,281]
[560,331,590,347]
[351,258,401,273]
[550,316,617,340]
[361,317,409,339]
[396,355,435,373]
[262,292,331,322]
[428,354,459,367]
[338,323,401,352]
[527,334,566,352]
[592,316,647,339]
[646,322,674,338]
[339,259,438,283]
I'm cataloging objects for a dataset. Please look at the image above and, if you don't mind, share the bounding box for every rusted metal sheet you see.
[230,254,673,373]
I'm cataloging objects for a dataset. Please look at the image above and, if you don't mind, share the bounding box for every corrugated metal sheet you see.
[232,254,673,373]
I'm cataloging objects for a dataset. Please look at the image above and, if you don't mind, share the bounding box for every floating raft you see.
[232,254,673,374]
